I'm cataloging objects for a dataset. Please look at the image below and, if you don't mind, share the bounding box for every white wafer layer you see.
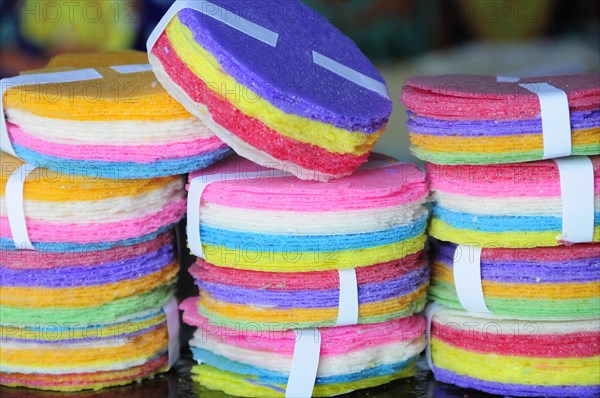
[0,354,164,374]
[199,202,428,235]
[6,108,214,145]
[433,308,600,334]
[190,333,425,377]
[0,180,185,224]
[433,191,600,217]
[148,53,339,182]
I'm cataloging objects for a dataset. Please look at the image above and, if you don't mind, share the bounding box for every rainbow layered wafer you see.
[428,239,600,319]
[0,232,179,391]
[429,306,600,397]
[181,298,426,397]
[1,154,186,252]
[187,155,428,272]
[2,51,229,178]
[401,74,600,164]
[191,252,428,329]
[425,158,600,247]
[148,0,392,181]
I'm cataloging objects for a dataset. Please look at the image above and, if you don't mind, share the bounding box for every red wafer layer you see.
[152,33,368,176]
[479,242,600,262]
[0,355,167,390]
[427,158,600,197]
[192,251,426,291]
[402,74,600,120]
[433,322,599,358]
[0,231,174,269]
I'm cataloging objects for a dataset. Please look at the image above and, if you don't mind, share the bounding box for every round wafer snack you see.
[428,306,600,397]
[1,154,186,252]
[401,74,600,165]
[181,298,426,397]
[2,51,229,178]
[425,158,600,247]
[428,239,600,319]
[147,0,392,181]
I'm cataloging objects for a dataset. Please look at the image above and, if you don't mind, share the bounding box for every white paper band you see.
[146,0,279,53]
[1,68,103,157]
[424,302,443,371]
[187,170,290,258]
[453,245,490,313]
[554,156,595,243]
[286,329,321,398]
[336,269,359,326]
[519,82,571,159]
[496,75,520,82]
[5,163,36,250]
[312,51,389,99]
[162,297,181,368]
[110,64,153,74]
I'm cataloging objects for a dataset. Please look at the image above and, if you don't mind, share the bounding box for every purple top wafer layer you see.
[0,245,174,287]
[432,241,600,284]
[197,268,428,308]
[177,0,391,133]
[433,366,599,397]
[407,109,600,136]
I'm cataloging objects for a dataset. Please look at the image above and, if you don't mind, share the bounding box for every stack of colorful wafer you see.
[0,155,186,252]
[181,154,430,395]
[428,306,600,397]
[401,74,600,396]
[426,159,600,247]
[2,51,229,179]
[428,239,600,319]
[181,298,426,397]
[147,0,392,181]
[402,74,600,165]
[0,155,184,391]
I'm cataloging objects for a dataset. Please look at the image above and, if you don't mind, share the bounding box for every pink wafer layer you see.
[427,158,600,197]
[192,252,425,291]
[8,123,227,163]
[403,74,600,120]
[181,297,425,356]
[0,231,174,269]
[434,322,599,358]
[188,156,427,211]
[0,200,185,244]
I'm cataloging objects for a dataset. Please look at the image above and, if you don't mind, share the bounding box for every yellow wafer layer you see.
[1,326,168,370]
[409,128,599,153]
[166,18,383,156]
[200,284,428,323]
[4,51,192,121]
[0,262,179,308]
[202,234,427,272]
[429,218,600,248]
[0,154,182,202]
[432,261,600,299]
[432,339,600,386]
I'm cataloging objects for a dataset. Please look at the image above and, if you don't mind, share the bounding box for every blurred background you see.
[1,0,599,161]
[0,2,598,397]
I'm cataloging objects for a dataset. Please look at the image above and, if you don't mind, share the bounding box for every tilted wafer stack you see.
[0,155,184,391]
[147,0,392,181]
[1,51,229,179]
[402,74,600,165]
[428,307,600,397]
[181,298,426,397]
